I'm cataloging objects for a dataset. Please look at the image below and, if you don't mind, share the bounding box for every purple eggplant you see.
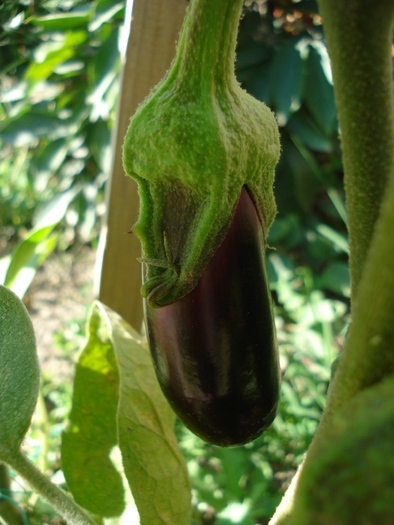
[143,187,280,446]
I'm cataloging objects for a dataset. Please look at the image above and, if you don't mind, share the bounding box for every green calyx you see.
[123,0,280,307]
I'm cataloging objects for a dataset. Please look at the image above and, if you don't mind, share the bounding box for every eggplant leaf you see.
[0,285,39,460]
[61,302,125,518]
[101,304,192,525]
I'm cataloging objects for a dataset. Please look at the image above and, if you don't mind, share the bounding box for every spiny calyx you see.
[123,0,280,307]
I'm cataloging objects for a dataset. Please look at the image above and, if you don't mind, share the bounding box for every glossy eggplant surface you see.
[143,187,280,446]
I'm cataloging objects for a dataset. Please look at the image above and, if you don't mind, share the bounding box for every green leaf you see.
[61,303,125,518]
[5,189,79,298]
[236,40,271,71]
[102,304,192,525]
[4,234,57,299]
[87,29,120,121]
[287,110,332,152]
[29,9,92,30]
[89,0,124,32]
[318,262,351,298]
[304,42,337,136]
[269,38,307,125]
[316,223,349,254]
[30,138,70,191]
[88,120,112,174]
[242,63,271,105]
[0,285,39,459]
[25,32,87,85]
[0,111,64,147]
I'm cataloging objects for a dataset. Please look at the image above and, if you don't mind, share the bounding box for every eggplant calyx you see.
[141,269,178,308]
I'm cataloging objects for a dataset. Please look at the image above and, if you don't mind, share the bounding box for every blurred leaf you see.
[4,188,79,297]
[287,109,332,152]
[269,39,307,125]
[89,0,124,32]
[25,32,87,85]
[0,285,39,459]
[304,42,336,136]
[30,138,69,191]
[88,119,112,174]
[242,63,271,105]
[316,223,349,254]
[217,502,253,525]
[88,29,120,121]
[33,187,80,229]
[25,47,74,84]
[4,234,57,299]
[236,40,271,71]
[318,262,351,298]
[283,137,320,213]
[101,304,192,525]
[290,135,347,225]
[268,214,303,248]
[300,294,347,325]
[0,111,64,147]
[29,9,92,30]
[216,448,248,501]
[61,302,125,518]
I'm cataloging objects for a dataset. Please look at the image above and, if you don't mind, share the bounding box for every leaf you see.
[61,303,125,518]
[25,32,87,85]
[88,120,112,174]
[304,42,337,136]
[236,40,272,71]
[242,63,272,105]
[316,224,349,254]
[87,30,120,121]
[4,234,58,299]
[0,111,64,147]
[29,9,92,30]
[89,0,124,32]
[5,189,79,298]
[30,138,70,192]
[287,109,332,152]
[318,262,351,298]
[0,285,39,459]
[269,38,307,125]
[102,304,192,525]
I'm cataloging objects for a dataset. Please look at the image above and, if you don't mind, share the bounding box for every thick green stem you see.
[318,0,394,301]
[6,451,97,525]
[173,0,243,94]
[270,3,394,523]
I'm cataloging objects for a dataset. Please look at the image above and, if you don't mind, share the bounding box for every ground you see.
[26,247,97,382]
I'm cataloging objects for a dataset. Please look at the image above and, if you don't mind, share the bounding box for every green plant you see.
[0,0,393,524]
[0,0,123,297]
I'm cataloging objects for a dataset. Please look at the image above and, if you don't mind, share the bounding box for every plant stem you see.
[269,3,394,523]
[6,451,97,525]
[0,462,24,525]
[317,0,394,301]
[172,0,243,95]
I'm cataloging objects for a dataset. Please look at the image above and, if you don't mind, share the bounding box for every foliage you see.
[0,0,123,296]
[3,0,387,524]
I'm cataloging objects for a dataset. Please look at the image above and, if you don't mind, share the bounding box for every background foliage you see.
[0,0,349,524]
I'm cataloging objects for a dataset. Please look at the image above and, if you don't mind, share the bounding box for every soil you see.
[26,247,97,382]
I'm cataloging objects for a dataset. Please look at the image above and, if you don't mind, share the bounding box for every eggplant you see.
[143,187,280,447]
[123,0,281,445]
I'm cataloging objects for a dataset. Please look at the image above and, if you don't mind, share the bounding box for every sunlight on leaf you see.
[61,302,125,519]
[101,304,192,525]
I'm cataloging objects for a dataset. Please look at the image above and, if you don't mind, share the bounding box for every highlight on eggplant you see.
[143,187,280,447]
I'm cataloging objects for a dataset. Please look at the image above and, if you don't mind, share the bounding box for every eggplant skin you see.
[143,187,280,447]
